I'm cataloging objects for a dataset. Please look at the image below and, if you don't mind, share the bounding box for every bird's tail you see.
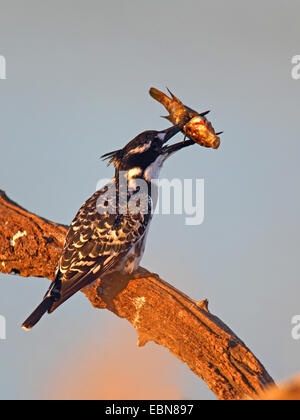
[22,272,62,331]
[21,296,54,331]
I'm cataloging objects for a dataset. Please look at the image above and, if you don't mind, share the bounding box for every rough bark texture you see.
[0,190,275,400]
[0,190,66,279]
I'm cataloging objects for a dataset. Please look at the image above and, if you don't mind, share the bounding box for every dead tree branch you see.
[0,190,275,400]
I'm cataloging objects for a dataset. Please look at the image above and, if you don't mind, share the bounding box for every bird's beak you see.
[158,124,195,157]
[162,139,195,157]
[158,124,183,144]
[158,124,196,158]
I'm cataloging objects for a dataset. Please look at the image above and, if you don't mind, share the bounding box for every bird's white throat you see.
[144,155,166,183]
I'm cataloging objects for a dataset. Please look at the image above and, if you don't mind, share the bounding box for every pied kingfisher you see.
[22,124,194,330]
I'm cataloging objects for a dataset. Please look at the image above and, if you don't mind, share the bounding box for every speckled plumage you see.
[49,181,152,312]
[22,123,193,329]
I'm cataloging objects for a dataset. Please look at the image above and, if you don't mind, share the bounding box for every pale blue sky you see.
[0,0,300,399]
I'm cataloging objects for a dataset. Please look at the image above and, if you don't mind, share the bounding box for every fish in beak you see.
[149,87,223,150]
[156,124,195,158]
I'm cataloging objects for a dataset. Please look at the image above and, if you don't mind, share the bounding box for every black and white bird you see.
[22,124,194,330]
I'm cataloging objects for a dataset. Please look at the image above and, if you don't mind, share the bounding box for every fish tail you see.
[149,87,173,109]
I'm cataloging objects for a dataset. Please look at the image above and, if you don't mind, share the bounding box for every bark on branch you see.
[0,190,275,400]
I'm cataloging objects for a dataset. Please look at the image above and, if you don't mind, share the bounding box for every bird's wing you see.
[49,185,151,312]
